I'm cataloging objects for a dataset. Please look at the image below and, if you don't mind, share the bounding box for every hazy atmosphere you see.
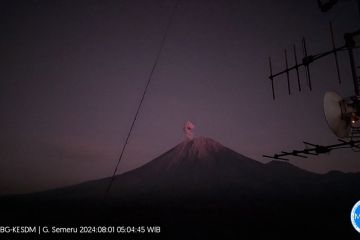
[1,0,359,195]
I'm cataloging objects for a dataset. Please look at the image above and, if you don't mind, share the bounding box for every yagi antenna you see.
[268,22,345,100]
[263,139,360,161]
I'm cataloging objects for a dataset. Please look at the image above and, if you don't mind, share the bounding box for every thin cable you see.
[105,0,179,194]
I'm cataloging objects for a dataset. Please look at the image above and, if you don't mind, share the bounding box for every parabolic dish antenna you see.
[323,91,353,138]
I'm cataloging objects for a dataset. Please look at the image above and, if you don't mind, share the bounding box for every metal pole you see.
[345,32,360,96]
[348,47,359,96]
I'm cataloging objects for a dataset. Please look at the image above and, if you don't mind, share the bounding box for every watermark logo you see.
[351,200,360,233]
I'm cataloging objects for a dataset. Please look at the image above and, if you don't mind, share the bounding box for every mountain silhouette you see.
[1,137,359,239]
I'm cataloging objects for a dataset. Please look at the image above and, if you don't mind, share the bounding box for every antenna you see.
[263,139,360,161]
[323,92,353,138]
[268,22,351,99]
[345,30,360,96]
[267,24,360,139]
[264,1,360,161]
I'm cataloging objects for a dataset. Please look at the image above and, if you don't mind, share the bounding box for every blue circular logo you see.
[351,200,360,233]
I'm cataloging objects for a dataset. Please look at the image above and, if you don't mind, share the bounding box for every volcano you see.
[1,137,359,239]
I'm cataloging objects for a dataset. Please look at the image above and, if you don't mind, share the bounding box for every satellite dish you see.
[323,91,354,138]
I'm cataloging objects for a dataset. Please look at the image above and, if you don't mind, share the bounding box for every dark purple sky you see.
[1,0,359,195]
